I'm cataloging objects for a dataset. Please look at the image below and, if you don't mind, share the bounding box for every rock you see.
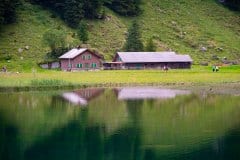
[171,21,177,25]
[212,55,219,60]
[18,48,23,53]
[105,16,111,21]
[200,46,207,52]
[217,47,223,51]
[25,46,29,50]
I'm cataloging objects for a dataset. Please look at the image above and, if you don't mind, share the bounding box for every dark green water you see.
[0,87,240,160]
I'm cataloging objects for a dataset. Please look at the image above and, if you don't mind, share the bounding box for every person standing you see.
[212,65,216,72]
[216,66,219,72]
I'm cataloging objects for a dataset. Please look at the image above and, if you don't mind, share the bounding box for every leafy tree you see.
[124,20,143,52]
[43,29,67,58]
[64,0,84,28]
[145,37,156,52]
[78,21,89,43]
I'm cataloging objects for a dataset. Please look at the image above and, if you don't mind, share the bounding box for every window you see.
[88,55,92,60]
[85,63,89,68]
[68,64,72,68]
[92,63,97,68]
[117,57,122,62]
[76,63,82,68]
[82,55,85,60]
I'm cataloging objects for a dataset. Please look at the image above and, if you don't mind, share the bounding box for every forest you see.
[0,0,239,27]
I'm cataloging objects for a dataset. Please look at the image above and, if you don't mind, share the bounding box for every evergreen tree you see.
[64,0,84,28]
[145,37,156,52]
[124,20,144,52]
[226,0,240,10]
[0,2,4,24]
[0,0,18,25]
[220,0,240,10]
[83,0,105,19]
[78,21,89,43]
[106,0,142,16]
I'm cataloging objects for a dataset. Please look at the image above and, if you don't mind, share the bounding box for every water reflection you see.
[116,87,190,100]
[61,88,104,105]
[0,88,240,160]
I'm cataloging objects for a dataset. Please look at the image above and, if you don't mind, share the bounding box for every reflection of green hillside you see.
[140,94,240,157]
[0,89,240,160]
[84,91,240,158]
[0,92,81,150]
[86,89,129,135]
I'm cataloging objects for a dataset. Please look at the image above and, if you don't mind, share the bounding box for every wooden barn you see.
[103,52,193,70]
[59,48,103,71]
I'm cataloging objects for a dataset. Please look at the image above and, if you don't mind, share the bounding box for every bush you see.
[31,79,69,86]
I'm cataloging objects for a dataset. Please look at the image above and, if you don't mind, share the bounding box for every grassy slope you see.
[0,0,240,71]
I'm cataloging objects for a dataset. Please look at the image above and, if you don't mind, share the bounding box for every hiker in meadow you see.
[212,65,216,72]
[216,66,219,72]
[163,65,168,72]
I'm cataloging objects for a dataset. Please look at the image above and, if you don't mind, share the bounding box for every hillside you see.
[0,0,240,71]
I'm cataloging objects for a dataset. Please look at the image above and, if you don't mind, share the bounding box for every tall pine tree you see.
[124,20,143,52]
[225,0,240,10]
[64,0,84,28]
[105,0,142,16]
[0,0,18,25]
[78,21,89,43]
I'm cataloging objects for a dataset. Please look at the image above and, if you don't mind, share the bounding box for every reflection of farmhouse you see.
[59,48,103,71]
[117,87,191,100]
[62,88,104,105]
[104,52,193,70]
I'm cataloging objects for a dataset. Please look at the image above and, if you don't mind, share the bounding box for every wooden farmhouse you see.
[59,48,103,71]
[103,52,193,70]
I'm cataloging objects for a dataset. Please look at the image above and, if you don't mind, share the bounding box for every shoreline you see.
[1,82,240,94]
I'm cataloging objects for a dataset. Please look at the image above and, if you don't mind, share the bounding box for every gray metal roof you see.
[116,52,193,63]
[59,48,87,59]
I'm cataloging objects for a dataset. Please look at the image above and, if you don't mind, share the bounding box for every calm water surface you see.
[0,87,240,160]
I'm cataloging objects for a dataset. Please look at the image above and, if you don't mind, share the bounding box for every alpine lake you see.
[0,86,240,160]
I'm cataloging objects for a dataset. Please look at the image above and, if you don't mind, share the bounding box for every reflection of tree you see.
[174,126,240,160]
[23,100,145,160]
[105,126,142,160]
[144,149,157,160]
[51,95,68,109]
[126,100,144,124]
[24,108,105,160]
[0,115,20,160]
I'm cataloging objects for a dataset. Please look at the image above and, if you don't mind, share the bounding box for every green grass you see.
[30,79,71,86]
[0,0,240,71]
[0,65,239,89]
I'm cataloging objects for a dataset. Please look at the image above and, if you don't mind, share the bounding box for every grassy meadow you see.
[0,65,239,90]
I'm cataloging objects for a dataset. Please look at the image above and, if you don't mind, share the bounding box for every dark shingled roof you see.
[116,52,193,63]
